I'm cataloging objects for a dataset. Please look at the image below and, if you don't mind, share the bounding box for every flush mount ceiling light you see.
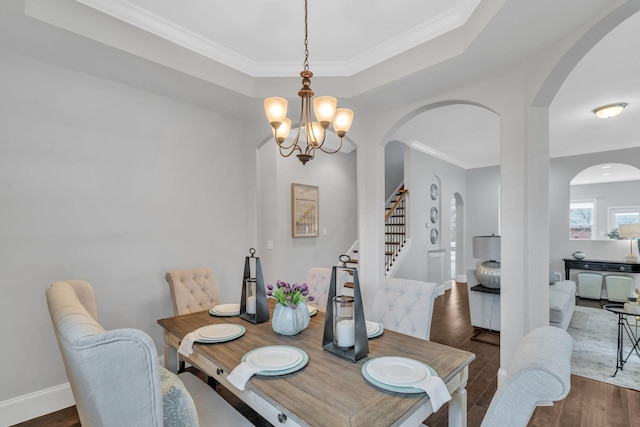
[263,0,354,165]
[592,103,627,119]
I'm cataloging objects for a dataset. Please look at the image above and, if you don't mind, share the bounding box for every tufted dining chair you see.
[369,277,440,340]
[303,267,352,311]
[46,280,252,427]
[165,267,222,315]
[165,267,223,373]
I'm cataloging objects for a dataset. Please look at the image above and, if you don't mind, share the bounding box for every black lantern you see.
[322,255,368,362]
[239,248,269,324]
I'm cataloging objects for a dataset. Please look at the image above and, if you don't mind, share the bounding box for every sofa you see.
[467,269,576,331]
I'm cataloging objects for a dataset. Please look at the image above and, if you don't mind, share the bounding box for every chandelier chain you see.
[303,0,309,71]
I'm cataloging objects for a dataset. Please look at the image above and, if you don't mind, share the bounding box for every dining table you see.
[157,299,475,427]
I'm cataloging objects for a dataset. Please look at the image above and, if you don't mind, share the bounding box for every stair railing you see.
[384,187,408,273]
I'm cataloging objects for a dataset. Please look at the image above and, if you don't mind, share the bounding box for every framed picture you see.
[292,183,319,237]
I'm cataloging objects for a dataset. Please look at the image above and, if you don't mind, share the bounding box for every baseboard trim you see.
[0,383,74,427]
[497,368,508,389]
[0,354,167,426]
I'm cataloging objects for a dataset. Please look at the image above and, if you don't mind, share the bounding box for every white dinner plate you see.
[195,324,243,340]
[213,303,240,314]
[366,321,381,335]
[367,323,384,339]
[246,346,303,371]
[366,356,431,387]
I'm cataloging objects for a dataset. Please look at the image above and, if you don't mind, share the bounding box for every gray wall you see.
[397,146,467,282]
[465,166,501,271]
[385,140,405,201]
[257,142,358,286]
[0,49,257,403]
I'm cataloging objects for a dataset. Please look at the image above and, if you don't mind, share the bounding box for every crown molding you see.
[74,0,482,77]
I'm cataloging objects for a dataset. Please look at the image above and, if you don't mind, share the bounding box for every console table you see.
[563,258,640,280]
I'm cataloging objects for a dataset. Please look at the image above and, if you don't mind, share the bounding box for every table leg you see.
[448,367,468,427]
[163,330,178,373]
[621,317,640,364]
[612,314,625,377]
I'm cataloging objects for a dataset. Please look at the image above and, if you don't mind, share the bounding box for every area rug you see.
[568,305,640,391]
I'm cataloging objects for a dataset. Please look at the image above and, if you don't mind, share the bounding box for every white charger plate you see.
[242,346,308,376]
[246,346,303,370]
[210,303,240,316]
[195,324,244,342]
[366,356,431,387]
[366,321,381,335]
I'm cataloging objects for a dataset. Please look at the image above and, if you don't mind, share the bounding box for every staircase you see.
[342,185,409,278]
[385,186,408,275]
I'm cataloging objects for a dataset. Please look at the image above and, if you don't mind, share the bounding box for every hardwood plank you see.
[581,377,608,427]
[607,380,631,427]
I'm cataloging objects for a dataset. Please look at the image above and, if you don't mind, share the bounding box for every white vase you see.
[271,302,310,335]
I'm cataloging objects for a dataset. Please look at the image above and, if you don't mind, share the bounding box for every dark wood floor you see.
[15,282,640,427]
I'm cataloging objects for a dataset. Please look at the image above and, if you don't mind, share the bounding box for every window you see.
[570,200,596,240]
[608,206,640,237]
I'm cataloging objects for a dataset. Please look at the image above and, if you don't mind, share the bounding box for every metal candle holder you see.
[239,248,269,324]
[322,255,369,362]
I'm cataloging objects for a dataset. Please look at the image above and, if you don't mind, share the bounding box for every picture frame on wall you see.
[292,183,319,237]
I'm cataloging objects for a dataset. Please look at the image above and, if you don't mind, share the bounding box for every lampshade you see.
[619,224,640,239]
[473,235,501,261]
[272,118,291,143]
[333,108,354,137]
[264,97,288,127]
[313,96,337,125]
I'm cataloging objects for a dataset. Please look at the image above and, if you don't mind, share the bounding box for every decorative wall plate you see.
[430,183,438,200]
[430,207,438,223]
[430,228,439,244]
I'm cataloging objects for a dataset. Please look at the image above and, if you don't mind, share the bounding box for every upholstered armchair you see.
[46,280,251,427]
[467,269,501,331]
[369,277,440,340]
[468,269,576,331]
[481,326,572,427]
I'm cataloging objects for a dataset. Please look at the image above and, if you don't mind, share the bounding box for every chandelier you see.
[263,0,354,165]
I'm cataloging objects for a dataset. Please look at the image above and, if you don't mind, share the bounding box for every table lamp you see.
[618,224,640,263]
[473,234,501,289]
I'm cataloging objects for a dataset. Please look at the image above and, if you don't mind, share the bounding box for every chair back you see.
[303,267,351,311]
[481,326,572,427]
[369,277,440,340]
[46,280,165,427]
[605,274,634,302]
[165,267,222,315]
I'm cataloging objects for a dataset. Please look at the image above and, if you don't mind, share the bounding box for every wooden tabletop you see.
[158,301,475,427]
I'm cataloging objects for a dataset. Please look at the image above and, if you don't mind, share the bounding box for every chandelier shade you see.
[264,0,354,165]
